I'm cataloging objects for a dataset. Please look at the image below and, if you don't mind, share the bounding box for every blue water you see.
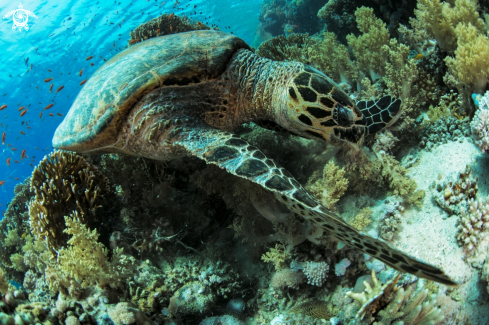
[0,0,262,213]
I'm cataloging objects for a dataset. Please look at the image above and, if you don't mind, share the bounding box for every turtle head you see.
[278,65,367,145]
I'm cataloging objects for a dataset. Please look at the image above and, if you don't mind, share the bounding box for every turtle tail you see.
[175,126,457,287]
[357,96,402,135]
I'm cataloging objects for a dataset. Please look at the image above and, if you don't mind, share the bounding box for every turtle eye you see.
[333,105,354,127]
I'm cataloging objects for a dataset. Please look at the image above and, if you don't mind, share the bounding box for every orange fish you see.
[6,158,10,166]
[39,112,42,118]
[57,113,64,116]
[156,29,160,34]
[0,181,4,186]
[19,131,25,135]
[44,78,53,82]
[80,79,87,85]
[170,25,173,32]
[413,53,424,60]
[44,104,53,110]
[13,160,19,163]
[130,39,140,45]
[1,132,4,144]
[20,109,27,117]
[79,69,83,77]
[86,56,94,61]
[90,63,94,66]
[56,86,64,93]
[49,84,53,92]
[49,113,54,116]
[0,104,7,110]
[11,148,17,151]
[18,106,25,111]
[169,13,174,19]
[21,149,26,159]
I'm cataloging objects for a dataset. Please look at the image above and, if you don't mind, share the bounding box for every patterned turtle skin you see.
[53,30,456,286]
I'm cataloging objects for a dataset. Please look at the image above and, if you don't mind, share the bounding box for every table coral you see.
[28,150,111,255]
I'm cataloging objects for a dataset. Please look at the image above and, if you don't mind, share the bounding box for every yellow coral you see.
[261,244,288,270]
[346,6,390,80]
[444,23,489,94]
[411,0,486,52]
[350,207,372,231]
[46,212,136,295]
[306,161,348,211]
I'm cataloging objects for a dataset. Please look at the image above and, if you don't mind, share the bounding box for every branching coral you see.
[456,197,489,254]
[28,150,110,255]
[305,161,348,211]
[346,7,390,80]
[45,213,136,296]
[302,261,329,287]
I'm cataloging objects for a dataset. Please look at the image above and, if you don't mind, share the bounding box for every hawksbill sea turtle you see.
[52,30,457,286]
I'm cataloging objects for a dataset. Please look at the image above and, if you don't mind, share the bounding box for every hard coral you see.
[28,150,110,255]
[302,261,329,287]
[457,197,489,254]
[471,91,489,152]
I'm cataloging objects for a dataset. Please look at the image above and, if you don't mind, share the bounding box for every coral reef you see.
[471,91,489,152]
[305,161,348,211]
[456,197,489,254]
[302,261,329,287]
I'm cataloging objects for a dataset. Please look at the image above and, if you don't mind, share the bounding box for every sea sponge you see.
[346,6,390,80]
[444,23,489,94]
[28,150,110,255]
[305,161,348,211]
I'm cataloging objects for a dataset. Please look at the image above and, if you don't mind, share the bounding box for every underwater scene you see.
[1,0,489,324]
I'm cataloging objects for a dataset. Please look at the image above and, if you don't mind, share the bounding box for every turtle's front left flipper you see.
[174,126,458,287]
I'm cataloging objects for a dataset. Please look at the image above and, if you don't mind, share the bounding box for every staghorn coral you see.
[28,150,111,255]
[346,6,390,81]
[129,13,211,45]
[471,91,489,152]
[305,161,348,211]
[346,269,401,320]
[45,213,136,296]
[302,261,329,287]
[456,197,489,254]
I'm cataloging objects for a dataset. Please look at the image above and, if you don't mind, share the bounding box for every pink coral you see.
[471,92,489,152]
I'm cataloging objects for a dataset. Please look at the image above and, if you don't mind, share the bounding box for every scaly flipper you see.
[357,96,402,135]
[175,126,457,287]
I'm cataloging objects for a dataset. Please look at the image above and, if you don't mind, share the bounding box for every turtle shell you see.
[52,30,250,151]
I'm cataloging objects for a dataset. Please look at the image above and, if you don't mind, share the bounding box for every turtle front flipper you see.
[357,96,402,135]
[175,126,457,287]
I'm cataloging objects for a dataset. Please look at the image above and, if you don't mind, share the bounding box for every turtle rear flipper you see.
[175,126,457,287]
[357,96,402,135]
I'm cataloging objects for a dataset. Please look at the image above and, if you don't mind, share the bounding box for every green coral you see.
[306,161,348,211]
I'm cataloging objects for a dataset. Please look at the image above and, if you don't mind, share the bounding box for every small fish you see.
[67,17,72,21]
[13,160,19,163]
[25,57,29,66]
[130,39,140,45]
[47,69,52,72]
[49,84,53,92]
[0,181,4,186]
[1,132,4,144]
[44,104,53,110]
[86,56,94,61]
[90,63,94,66]
[57,113,64,116]
[80,79,87,85]
[30,63,33,71]
[79,69,83,77]
[20,110,27,117]
[119,23,121,28]
[49,113,54,116]
[0,105,7,110]
[413,53,424,60]
[49,33,54,37]
[44,78,53,82]
[14,177,19,180]
[11,148,17,151]
[7,144,11,147]
[169,13,174,19]
[56,86,64,93]
[39,112,42,119]
[156,29,160,34]
[21,149,26,159]
[6,158,10,166]
[170,25,173,32]
[20,131,25,135]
